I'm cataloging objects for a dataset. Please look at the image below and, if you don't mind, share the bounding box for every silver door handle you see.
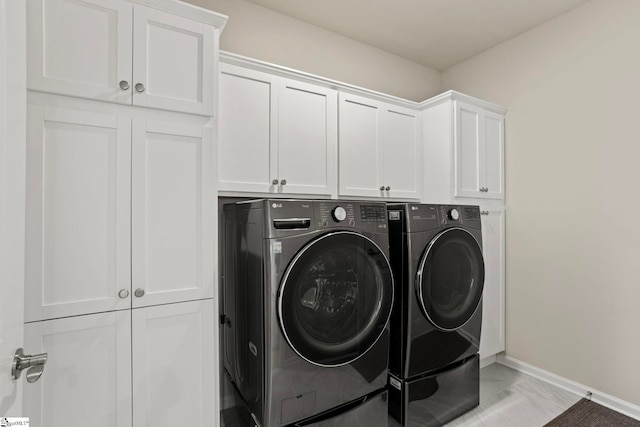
[12,348,48,383]
[135,83,145,93]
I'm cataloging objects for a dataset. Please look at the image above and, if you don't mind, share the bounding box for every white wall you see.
[183,0,441,102]
[442,0,640,406]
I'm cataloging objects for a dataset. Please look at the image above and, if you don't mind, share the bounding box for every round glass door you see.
[277,231,394,367]
[416,227,484,331]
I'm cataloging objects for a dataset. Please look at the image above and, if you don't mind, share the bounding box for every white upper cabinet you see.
[218,63,337,196]
[454,100,505,200]
[422,91,505,204]
[27,0,223,115]
[479,206,506,359]
[131,119,214,308]
[339,92,421,199]
[25,105,132,322]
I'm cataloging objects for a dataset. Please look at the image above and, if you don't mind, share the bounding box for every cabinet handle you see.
[481,211,489,215]
[379,186,385,191]
[118,289,129,299]
[135,83,145,93]
[385,186,391,191]
[134,288,145,298]
[280,179,287,186]
[272,179,279,185]
[119,80,130,90]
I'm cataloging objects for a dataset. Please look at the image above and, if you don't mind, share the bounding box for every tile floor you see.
[445,362,582,427]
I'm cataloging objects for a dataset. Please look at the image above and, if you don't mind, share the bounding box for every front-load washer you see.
[222,199,394,427]
[386,203,484,427]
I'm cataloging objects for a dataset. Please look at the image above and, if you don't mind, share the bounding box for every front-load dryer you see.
[386,203,484,427]
[222,199,394,427]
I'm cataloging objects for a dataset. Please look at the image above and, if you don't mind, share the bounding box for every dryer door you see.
[278,231,393,367]
[416,227,484,331]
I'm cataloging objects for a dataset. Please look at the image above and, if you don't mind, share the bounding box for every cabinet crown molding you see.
[129,0,228,28]
[418,90,506,115]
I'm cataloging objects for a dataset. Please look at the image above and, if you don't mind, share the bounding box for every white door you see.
[483,110,505,200]
[218,64,278,193]
[0,0,26,416]
[23,312,132,427]
[479,207,506,359]
[382,105,421,199]
[454,101,483,198]
[338,93,384,198]
[26,0,133,104]
[278,79,337,196]
[131,119,214,308]
[132,300,215,427]
[24,106,132,322]
[132,4,214,115]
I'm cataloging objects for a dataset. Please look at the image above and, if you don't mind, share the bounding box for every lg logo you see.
[272,203,283,208]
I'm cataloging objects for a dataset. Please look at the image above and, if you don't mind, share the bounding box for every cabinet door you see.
[25,106,131,322]
[27,0,132,104]
[382,105,421,199]
[338,92,384,198]
[454,101,483,198]
[132,119,214,308]
[483,110,505,200]
[278,79,337,196]
[23,311,132,427]
[132,4,214,115]
[132,300,215,427]
[479,207,505,359]
[218,64,278,193]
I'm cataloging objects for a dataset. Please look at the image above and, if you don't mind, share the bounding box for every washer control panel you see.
[317,202,387,230]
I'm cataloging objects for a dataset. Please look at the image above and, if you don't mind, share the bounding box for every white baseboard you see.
[480,354,497,369]
[497,354,640,421]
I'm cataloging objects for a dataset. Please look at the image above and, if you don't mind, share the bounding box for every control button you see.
[332,206,347,222]
[448,208,460,221]
[348,219,356,226]
[321,220,329,227]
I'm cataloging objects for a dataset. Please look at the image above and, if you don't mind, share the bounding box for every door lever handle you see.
[12,348,48,383]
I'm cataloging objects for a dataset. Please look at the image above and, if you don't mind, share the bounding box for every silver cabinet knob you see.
[119,80,130,90]
[379,186,385,191]
[481,211,489,216]
[12,348,47,383]
[272,179,279,185]
[134,288,145,298]
[118,289,129,299]
[280,179,287,186]
[135,83,145,93]
[385,186,391,191]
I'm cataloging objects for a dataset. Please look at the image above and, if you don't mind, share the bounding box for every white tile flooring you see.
[445,362,582,427]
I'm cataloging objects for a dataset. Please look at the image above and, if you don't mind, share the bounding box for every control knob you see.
[332,206,347,222]
[448,208,460,221]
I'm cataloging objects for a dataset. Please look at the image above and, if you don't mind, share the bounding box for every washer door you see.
[278,231,393,367]
[416,227,484,331]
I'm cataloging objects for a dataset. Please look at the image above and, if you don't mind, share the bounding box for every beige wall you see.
[184,0,441,101]
[442,0,640,406]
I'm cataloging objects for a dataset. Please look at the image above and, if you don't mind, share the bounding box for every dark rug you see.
[545,398,640,427]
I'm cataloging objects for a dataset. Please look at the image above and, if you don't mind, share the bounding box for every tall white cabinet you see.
[421,91,507,361]
[22,1,227,426]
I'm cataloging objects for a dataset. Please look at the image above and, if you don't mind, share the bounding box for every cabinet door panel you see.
[132,5,214,114]
[338,93,383,198]
[132,300,215,427]
[455,101,482,198]
[484,111,505,200]
[23,311,132,427]
[218,65,277,193]
[382,106,421,199]
[27,0,132,104]
[479,207,505,359]
[25,106,131,321]
[132,120,213,307]
[278,79,337,195]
